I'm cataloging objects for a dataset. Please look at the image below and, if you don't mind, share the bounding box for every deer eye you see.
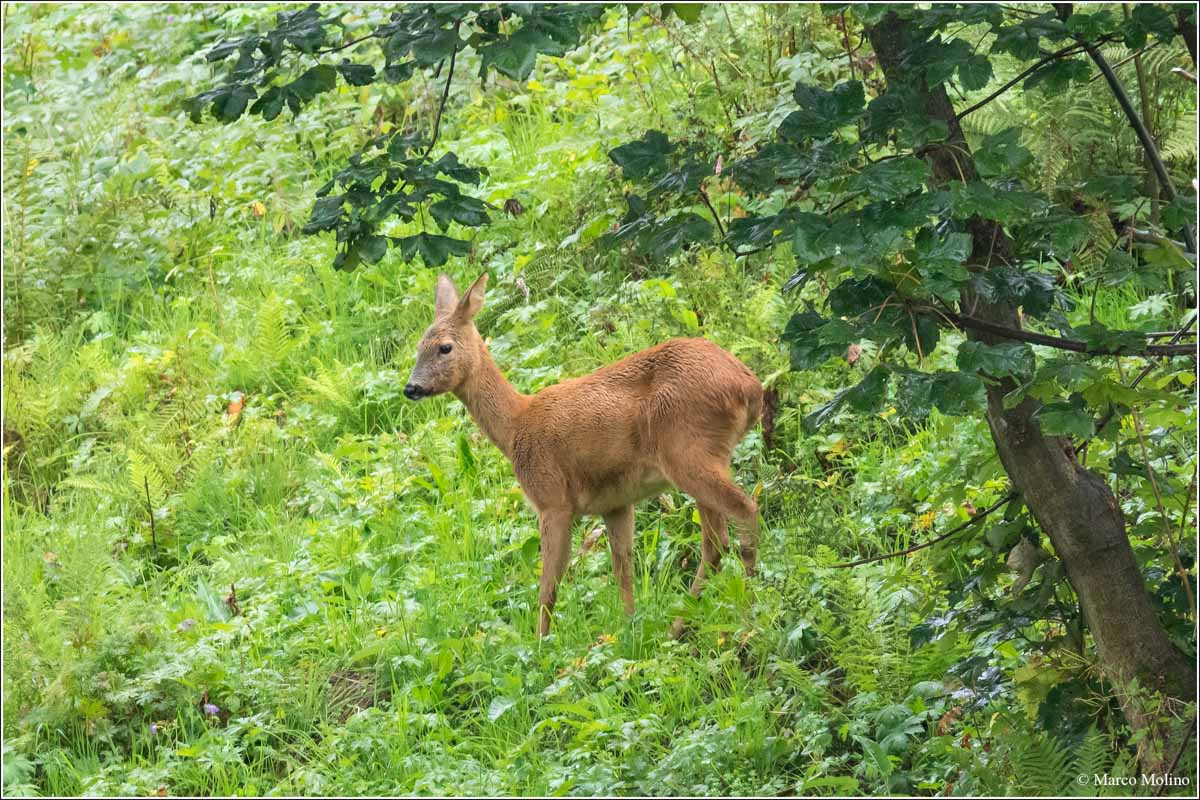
[438,343,453,355]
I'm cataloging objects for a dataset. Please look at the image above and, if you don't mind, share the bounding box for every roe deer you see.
[405,273,763,638]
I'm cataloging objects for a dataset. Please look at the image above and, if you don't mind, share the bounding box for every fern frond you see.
[1161,111,1198,163]
[246,294,295,383]
[126,447,169,508]
[301,358,356,410]
[1011,735,1072,795]
[1070,726,1111,795]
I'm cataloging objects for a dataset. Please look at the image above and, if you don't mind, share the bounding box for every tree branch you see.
[315,31,382,55]
[941,309,1199,357]
[956,43,1085,120]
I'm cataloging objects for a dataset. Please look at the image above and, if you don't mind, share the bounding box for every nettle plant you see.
[188,2,1197,767]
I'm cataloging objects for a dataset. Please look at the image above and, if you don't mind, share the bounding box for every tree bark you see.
[1178,7,1197,69]
[867,12,1195,772]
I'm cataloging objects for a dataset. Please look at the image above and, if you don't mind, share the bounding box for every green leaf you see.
[357,235,389,265]
[288,64,338,102]
[384,60,417,83]
[948,182,1049,225]
[478,26,544,81]
[639,213,714,259]
[1083,174,1139,201]
[930,371,986,416]
[609,130,673,179]
[303,195,344,234]
[895,369,935,421]
[1071,323,1147,354]
[1024,57,1090,93]
[488,696,516,722]
[791,213,838,265]
[726,208,804,251]
[914,228,972,265]
[902,313,941,358]
[213,84,257,122]
[957,54,993,91]
[411,26,461,67]
[985,519,1025,552]
[781,80,865,140]
[976,266,1060,318]
[975,128,1033,179]
[1036,397,1095,439]
[956,341,1036,380]
[1162,195,1198,231]
[397,233,471,267]
[730,141,856,192]
[1065,9,1115,42]
[433,152,485,185]
[337,61,377,86]
[863,87,949,148]
[1037,358,1101,391]
[783,311,859,371]
[1122,5,1177,48]
[828,276,895,317]
[249,86,285,121]
[430,195,490,229]
[848,157,930,201]
[663,3,703,23]
[804,366,890,431]
[1101,250,1137,285]
[650,160,710,197]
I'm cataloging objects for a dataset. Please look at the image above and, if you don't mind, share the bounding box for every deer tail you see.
[760,386,779,452]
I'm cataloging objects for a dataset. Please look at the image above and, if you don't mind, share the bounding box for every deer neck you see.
[454,340,527,459]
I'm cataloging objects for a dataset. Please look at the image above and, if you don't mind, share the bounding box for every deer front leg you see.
[603,506,635,616]
[537,509,573,637]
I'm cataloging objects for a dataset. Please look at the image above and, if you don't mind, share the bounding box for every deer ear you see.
[457,273,488,321]
[434,274,459,319]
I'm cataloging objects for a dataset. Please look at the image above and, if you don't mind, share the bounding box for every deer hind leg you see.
[603,506,635,616]
[661,451,759,577]
[670,504,727,639]
[537,509,574,637]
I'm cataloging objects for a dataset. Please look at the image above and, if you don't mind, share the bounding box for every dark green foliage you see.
[780,80,865,140]
[185,3,605,270]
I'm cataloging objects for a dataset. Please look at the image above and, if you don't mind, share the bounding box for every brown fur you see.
[406,273,763,637]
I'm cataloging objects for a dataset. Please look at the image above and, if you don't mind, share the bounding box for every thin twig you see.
[831,493,1015,569]
[314,31,381,55]
[698,186,727,240]
[144,476,158,557]
[1087,42,1157,82]
[422,23,461,159]
[1170,67,1197,84]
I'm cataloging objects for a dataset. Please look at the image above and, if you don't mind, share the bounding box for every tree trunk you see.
[867,12,1195,772]
[1177,7,1197,69]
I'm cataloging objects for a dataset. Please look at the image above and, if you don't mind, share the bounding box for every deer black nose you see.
[404,383,425,400]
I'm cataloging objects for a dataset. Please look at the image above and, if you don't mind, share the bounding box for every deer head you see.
[404,273,488,401]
